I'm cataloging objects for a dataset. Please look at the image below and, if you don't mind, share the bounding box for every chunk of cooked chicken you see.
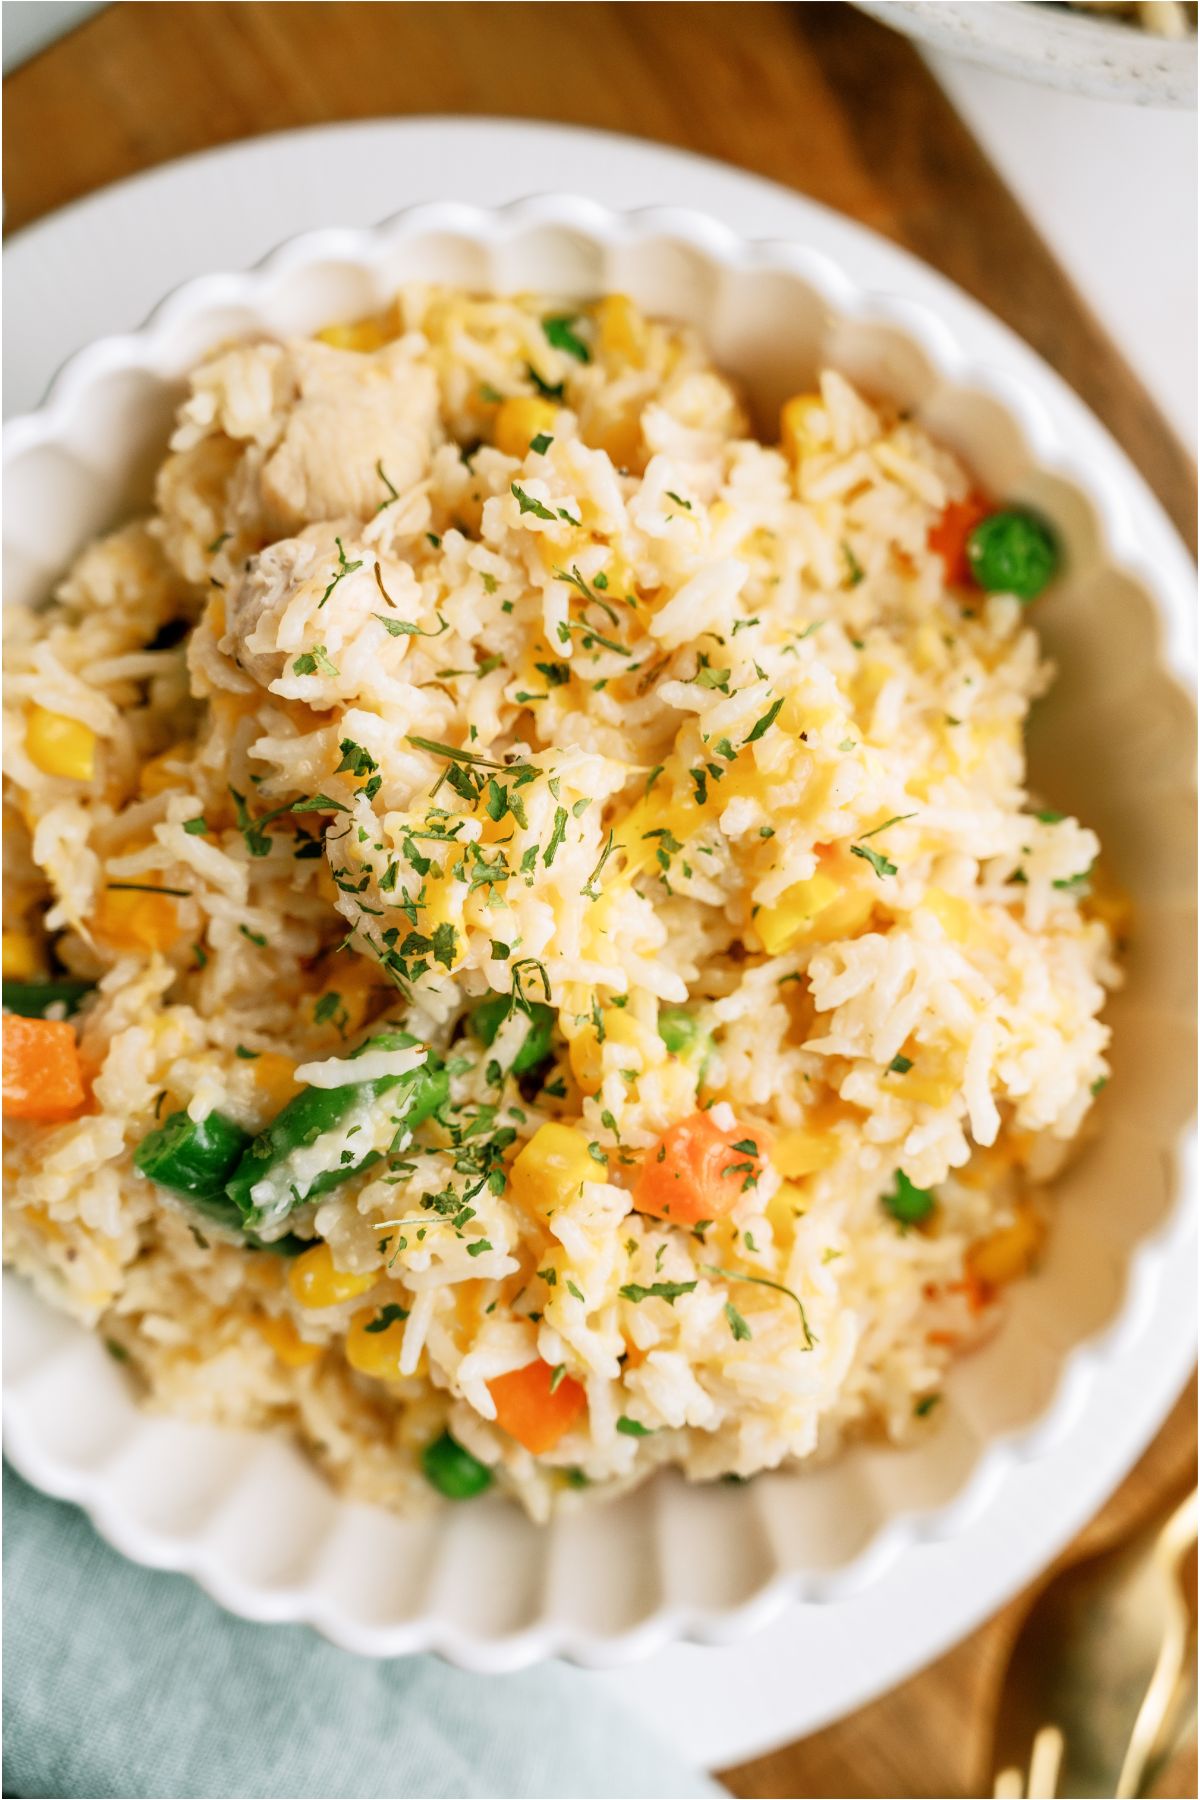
[218,526,348,688]
[261,341,439,532]
[213,523,432,708]
[168,337,440,540]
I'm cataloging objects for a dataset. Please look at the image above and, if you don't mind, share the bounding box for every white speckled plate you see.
[4,123,1196,1765]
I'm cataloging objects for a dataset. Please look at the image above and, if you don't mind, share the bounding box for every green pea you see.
[657,1007,714,1079]
[882,1170,935,1227]
[470,996,556,1073]
[657,1006,699,1056]
[966,510,1058,602]
[421,1430,493,1499]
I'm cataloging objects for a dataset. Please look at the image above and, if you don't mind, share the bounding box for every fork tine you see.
[1028,1725,1065,1798]
[1116,1487,1199,1799]
[994,1766,1025,1798]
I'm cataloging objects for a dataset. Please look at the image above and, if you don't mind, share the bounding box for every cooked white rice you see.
[2,289,1120,1518]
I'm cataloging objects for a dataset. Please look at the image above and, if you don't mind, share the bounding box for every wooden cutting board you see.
[5,7,1195,1793]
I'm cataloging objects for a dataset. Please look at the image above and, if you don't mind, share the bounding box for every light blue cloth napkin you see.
[4,1465,724,1799]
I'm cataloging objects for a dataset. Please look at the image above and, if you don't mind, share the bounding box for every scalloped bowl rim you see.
[3,195,1195,1671]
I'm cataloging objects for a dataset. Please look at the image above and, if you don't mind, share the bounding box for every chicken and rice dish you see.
[2,289,1118,1516]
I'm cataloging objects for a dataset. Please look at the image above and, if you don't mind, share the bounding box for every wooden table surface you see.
[5,6,1196,1795]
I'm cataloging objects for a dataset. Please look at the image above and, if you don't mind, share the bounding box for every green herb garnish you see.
[318,536,363,609]
[618,1280,698,1304]
[542,315,591,363]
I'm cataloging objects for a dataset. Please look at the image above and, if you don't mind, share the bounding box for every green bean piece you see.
[247,1231,311,1257]
[2,979,95,1018]
[470,996,556,1072]
[225,1050,446,1230]
[133,1110,317,1254]
[134,1109,252,1202]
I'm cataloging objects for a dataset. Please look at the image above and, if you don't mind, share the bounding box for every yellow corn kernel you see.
[25,1204,64,1242]
[584,410,643,471]
[310,968,373,1042]
[895,1067,960,1108]
[912,623,949,674]
[510,1122,602,1216]
[963,1134,1032,1190]
[288,1242,379,1309]
[2,929,38,980]
[602,552,637,601]
[773,1128,838,1179]
[453,1279,489,1346]
[138,743,189,797]
[780,393,826,464]
[535,534,576,579]
[252,1052,301,1110]
[807,889,876,944]
[922,888,974,945]
[26,705,96,781]
[345,1303,408,1380]
[853,659,893,716]
[961,720,1019,774]
[604,1008,656,1058]
[756,874,841,956]
[595,294,646,363]
[95,887,179,953]
[966,1201,1044,1290]
[613,795,702,879]
[494,395,559,459]
[766,1179,809,1248]
[316,311,394,353]
[254,1312,323,1369]
[567,1024,602,1097]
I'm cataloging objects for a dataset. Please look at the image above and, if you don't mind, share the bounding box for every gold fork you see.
[990,1486,1197,1798]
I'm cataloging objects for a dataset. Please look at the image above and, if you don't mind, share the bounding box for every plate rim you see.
[4,126,1195,1755]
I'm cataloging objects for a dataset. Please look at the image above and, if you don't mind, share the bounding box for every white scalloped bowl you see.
[4,198,1195,1671]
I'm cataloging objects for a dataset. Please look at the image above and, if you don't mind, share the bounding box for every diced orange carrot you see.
[929,494,990,587]
[3,1016,86,1121]
[944,1272,992,1317]
[487,1359,587,1455]
[632,1110,766,1226]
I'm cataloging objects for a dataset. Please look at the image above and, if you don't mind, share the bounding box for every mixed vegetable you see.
[2,1016,85,1121]
[226,1044,448,1232]
[134,1108,251,1204]
[633,1110,764,1226]
[2,978,94,1019]
[469,995,556,1073]
[421,1430,493,1499]
[3,471,1066,1497]
[929,497,1060,603]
